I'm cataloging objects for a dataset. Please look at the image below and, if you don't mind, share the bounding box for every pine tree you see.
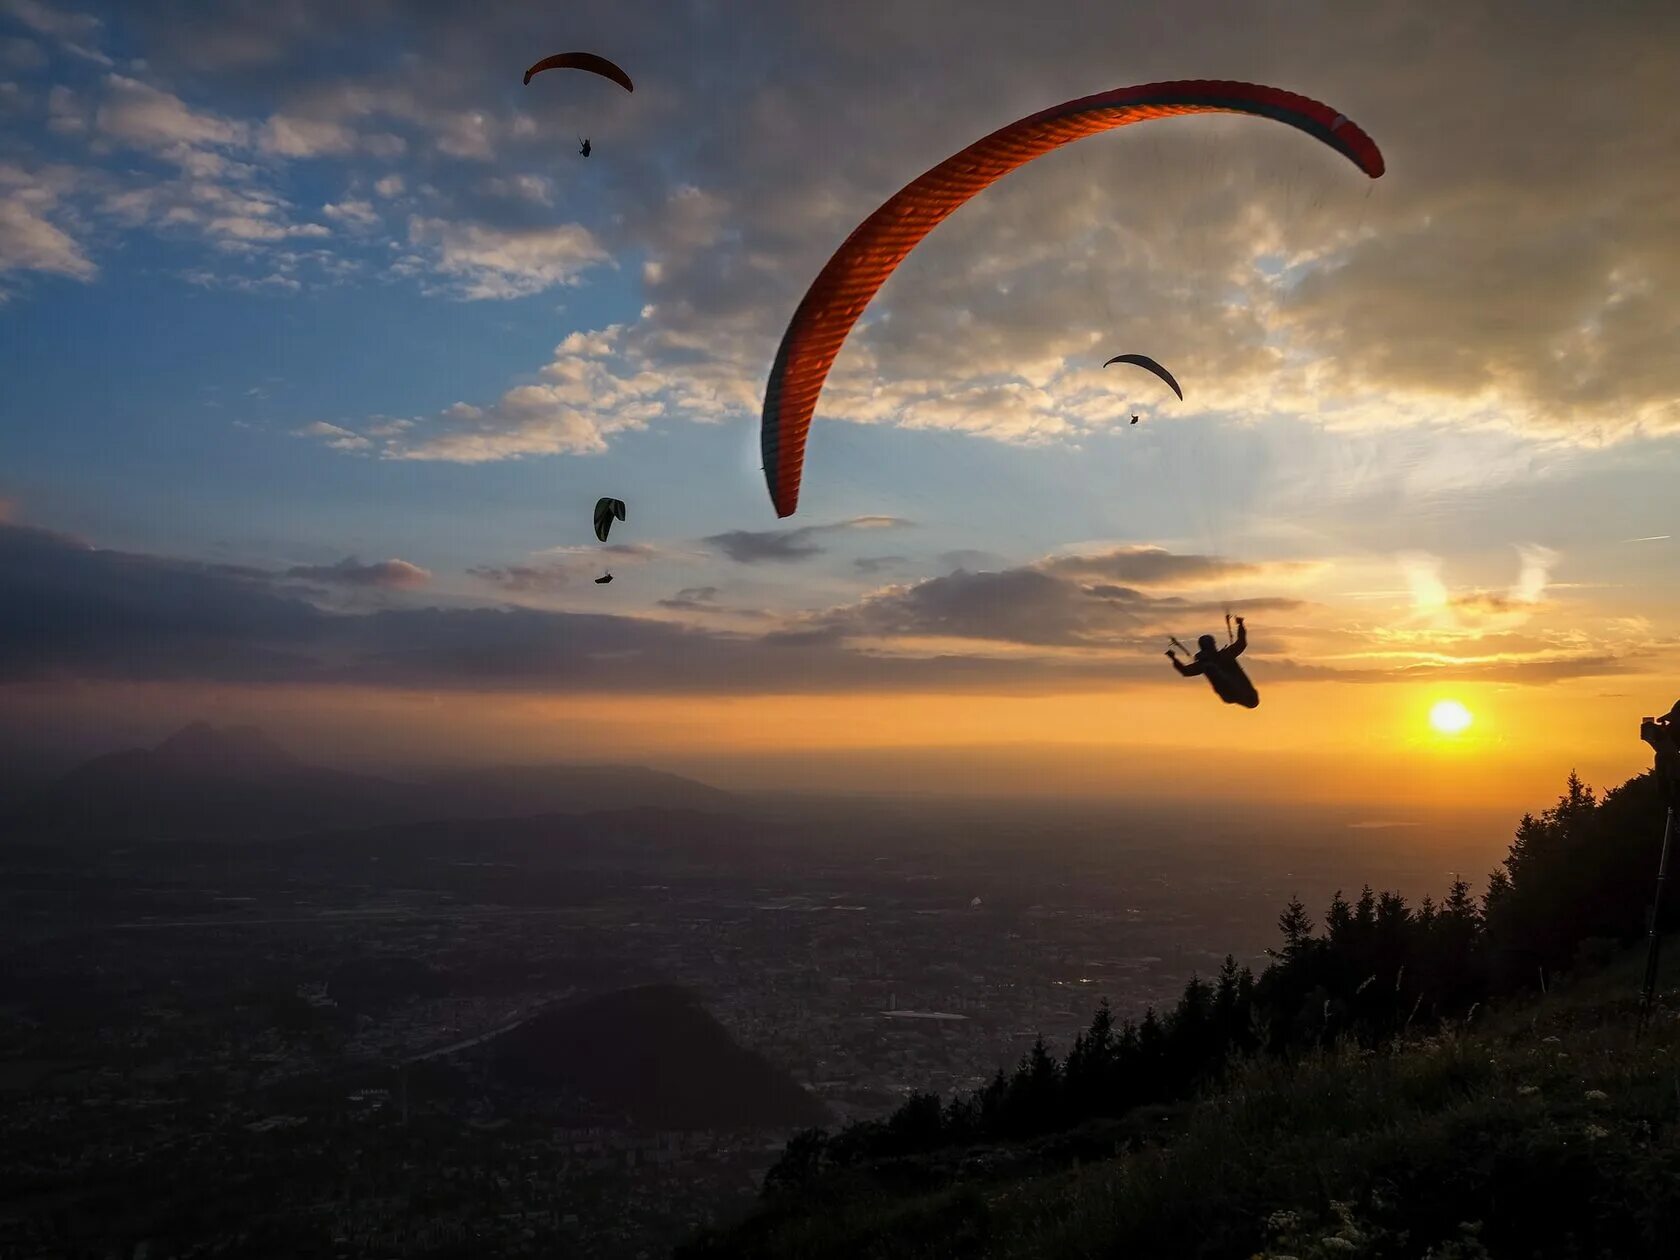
[1325,889,1354,945]
[1355,885,1377,934]
[1277,895,1315,961]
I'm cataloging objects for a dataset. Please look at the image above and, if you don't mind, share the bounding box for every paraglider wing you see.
[593,497,626,543]
[760,81,1384,517]
[595,573,614,584]
[1104,353,1184,401]
[522,52,634,92]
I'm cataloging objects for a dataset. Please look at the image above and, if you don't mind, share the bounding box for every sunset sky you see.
[2,0,1675,811]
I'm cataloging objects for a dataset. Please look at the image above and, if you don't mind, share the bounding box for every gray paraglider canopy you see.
[1103,353,1184,401]
[593,497,626,542]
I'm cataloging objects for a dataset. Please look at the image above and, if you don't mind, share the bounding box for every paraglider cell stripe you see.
[761,80,1384,518]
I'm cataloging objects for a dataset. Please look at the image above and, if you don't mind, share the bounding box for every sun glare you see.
[1429,699,1474,736]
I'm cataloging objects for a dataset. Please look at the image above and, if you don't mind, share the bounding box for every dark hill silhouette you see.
[495,984,828,1131]
[5,723,734,843]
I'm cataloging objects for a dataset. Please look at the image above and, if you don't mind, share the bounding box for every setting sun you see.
[1429,700,1474,736]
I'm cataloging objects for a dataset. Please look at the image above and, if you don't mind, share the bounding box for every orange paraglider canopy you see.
[760,80,1384,518]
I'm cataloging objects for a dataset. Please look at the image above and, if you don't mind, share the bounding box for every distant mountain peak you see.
[151,722,298,776]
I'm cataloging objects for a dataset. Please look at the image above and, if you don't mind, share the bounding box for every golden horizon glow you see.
[7,674,1664,818]
[1429,699,1474,736]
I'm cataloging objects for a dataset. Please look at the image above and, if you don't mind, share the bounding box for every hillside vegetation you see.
[685,769,1680,1258]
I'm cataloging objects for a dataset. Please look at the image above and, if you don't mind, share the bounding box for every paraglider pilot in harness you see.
[579,136,592,158]
[1167,615,1259,709]
[1642,701,1680,809]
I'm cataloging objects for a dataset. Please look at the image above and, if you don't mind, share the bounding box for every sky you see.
[1,0,1676,812]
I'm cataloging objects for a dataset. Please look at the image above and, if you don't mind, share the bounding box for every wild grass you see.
[682,948,1680,1259]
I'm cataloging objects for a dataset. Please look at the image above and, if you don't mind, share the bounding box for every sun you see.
[1429,699,1474,736]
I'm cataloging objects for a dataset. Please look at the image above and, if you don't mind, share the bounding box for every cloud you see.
[285,557,431,590]
[1401,545,1560,631]
[1042,546,1322,589]
[0,520,1131,695]
[95,74,245,152]
[793,549,1309,649]
[468,563,571,594]
[704,528,824,565]
[259,114,356,158]
[284,2,1680,469]
[0,523,1650,698]
[0,164,96,286]
[322,198,378,229]
[657,586,720,611]
[293,421,370,451]
[405,216,608,300]
[853,555,903,575]
[704,516,912,564]
[299,324,676,463]
[1,0,98,41]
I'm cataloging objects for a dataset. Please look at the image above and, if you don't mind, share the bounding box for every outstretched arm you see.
[1168,654,1202,677]
[1228,617,1247,657]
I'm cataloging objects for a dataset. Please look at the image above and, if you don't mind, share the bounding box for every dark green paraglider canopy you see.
[593,497,626,543]
[1103,353,1184,401]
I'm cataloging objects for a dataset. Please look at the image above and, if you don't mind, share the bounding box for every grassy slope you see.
[686,943,1680,1259]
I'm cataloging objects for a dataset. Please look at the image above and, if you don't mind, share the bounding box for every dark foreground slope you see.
[497,984,830,1131]
[684,943,1680,1259]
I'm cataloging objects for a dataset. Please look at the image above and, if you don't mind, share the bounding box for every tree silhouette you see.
[766,764,1676,1188]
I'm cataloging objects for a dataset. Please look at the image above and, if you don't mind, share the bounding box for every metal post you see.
[1639,804,1675,1032]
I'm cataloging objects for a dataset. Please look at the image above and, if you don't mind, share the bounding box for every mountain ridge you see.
[4,722,736,843]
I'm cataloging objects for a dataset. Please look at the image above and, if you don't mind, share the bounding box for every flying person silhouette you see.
[579,136,592,157]
[1642,700,1680,806]
[1167,615,1259,709]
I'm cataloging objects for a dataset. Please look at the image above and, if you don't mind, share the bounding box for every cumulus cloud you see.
[795,559,1304,649]
[253,0,1678,468]
[285,556,431,590]
[0,164,95,287]
[293,421,370,451]
[1042,546,1323,589]
[95,74,245,152]
[704,516,911,564]
[259,113,355,158]
[322,198,378,229]
[404,216,609,300]
[301,326,665,462]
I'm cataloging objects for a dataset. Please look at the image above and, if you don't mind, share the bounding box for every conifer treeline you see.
[766,769,1671,1190]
